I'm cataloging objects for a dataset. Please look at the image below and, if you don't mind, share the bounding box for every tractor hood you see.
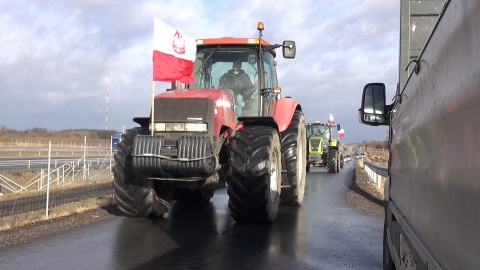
[153,88,237,135]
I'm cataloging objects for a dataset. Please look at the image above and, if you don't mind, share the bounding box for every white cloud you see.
[0,0,400,141]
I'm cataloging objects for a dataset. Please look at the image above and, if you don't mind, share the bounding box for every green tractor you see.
[305,122,342,173]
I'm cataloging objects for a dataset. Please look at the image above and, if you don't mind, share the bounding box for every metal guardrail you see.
[363,161,388,189]
[0,157,110,170]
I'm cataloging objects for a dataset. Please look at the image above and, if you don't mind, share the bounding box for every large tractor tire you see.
[113,127,171,217]
[326,148,338,173]
[336,153,341,173]
[280,110,306,205]
[227,126,282,223]
[383,218,396,270]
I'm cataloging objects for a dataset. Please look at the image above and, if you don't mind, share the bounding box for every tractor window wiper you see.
[194,45,222,78]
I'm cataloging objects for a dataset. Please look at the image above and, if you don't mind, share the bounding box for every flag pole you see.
[151,81,155,136]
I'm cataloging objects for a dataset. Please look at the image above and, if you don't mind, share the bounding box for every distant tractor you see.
[305,122,342,173]
[112,22,306,223]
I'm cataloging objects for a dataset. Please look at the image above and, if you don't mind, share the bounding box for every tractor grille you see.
[310,138,321,151]
[153,98,214,134]
[132,135,215,176]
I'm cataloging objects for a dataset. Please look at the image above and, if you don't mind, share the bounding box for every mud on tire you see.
[280,110,306,205]
[113,127,170,218]
[227,126,282,223]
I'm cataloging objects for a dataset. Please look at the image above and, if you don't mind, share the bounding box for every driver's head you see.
[232,60,242,74]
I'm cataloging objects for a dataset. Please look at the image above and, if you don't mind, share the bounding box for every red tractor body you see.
[113,23,307,223]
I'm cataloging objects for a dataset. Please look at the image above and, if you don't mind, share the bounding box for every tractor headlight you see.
[185,123,207,132]
[166,123,185,131]
[151,122,207,132]
[152,123,166,131]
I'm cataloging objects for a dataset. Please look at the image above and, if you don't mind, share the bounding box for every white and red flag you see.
[328,113,335,126]
[338,129,345,138]
[152,18,196,84]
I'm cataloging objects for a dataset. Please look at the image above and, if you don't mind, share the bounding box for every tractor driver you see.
[219,60,256,117]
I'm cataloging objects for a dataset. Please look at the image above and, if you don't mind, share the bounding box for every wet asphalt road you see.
[0,162,383,270]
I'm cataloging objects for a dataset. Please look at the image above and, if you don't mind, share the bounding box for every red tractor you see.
[113,22,306,223]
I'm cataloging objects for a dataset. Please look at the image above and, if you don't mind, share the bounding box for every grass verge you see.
[0,194,114,231]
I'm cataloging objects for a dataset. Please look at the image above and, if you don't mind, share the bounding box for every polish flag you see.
[338,129,345,138]
[328,113,335,126]
[153,18,196,84]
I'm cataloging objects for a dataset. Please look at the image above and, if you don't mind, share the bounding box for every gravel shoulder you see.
[346,160,385,216]
[0,161,384,249]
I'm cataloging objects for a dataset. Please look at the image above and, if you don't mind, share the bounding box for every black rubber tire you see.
[112,128,170,217]
[306,163,310,173]
[383,215,396,270]
[336,153,340,173]
[280,110,306,205]
[326,148,338,173]
[227,126,282,223]
[340,153,344,169]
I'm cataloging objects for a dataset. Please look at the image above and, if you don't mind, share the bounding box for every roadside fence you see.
[362,160,388,190]
[0,136,116,222]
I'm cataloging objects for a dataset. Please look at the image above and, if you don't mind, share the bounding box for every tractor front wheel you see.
[326,148,338,173]
[336,153,341,173]
[227,126,282,223]
[113,127,171,217]
[280,110,306,205]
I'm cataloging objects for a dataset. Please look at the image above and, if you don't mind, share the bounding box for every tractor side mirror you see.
[282,40,296,59]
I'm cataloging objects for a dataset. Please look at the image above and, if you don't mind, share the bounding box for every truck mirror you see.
[282,40,296,59]
[359,83,388,126]
[337,124,341,131]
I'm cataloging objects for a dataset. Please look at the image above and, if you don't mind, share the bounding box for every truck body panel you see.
[390,0,480,267]
[359,0,480,268]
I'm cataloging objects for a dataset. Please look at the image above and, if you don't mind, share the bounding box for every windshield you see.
[190,46,260,117]
[307,124,329,139]
[191,47,258,90]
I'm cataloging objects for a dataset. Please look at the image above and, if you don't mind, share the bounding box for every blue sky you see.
[0,0,399,143]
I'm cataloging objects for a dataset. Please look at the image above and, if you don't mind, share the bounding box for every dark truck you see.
[359,0,480,269]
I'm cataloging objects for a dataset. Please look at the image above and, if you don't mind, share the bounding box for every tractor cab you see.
[191,22,295,119]
[306,124,330,140]
[190,46,264,118]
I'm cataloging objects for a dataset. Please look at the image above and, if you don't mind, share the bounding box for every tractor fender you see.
[330,139,339,148]
[273,98,302,133]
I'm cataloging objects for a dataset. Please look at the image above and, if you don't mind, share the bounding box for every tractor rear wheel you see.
[113,128,171,217]
[227,126,282,223]
[326,148,338,173]
[280,110,306,205]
